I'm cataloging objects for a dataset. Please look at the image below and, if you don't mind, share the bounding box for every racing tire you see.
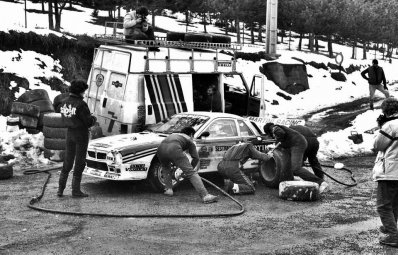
[259,148,293,188]
[0,163,13,180]
[24,128,41,135]
[43,126,67,139]
[44,137,66,150]
[10,102,40,118]
[30,99,55,113]
[53,93,69,113]
[166,32,185,42]
[17,89,50,104]
[10,113,38,129]
[279,180,320,201]
[43,148,65,162]
[37,110,55,129]
[184,33,213,43]
[43,113,66,128]
[147,159,183,192]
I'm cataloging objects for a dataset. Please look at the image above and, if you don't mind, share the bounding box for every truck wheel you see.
[148,159,183,192]
[279,181,320,201]
[11,102,40,118]
[259,149,293,188]
[0,163,13,180]
[44,137,66,150]
[17,89,50,103]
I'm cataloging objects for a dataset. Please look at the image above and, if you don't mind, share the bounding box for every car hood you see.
[88,132,168,156]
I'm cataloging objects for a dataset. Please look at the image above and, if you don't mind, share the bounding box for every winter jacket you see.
[123,10,150,36]
[290,125,319,148]
[373,117,398,181]
[270,125,307,149]
[361,66,386,86]
[59,93,96,131]
[157,133,199,168]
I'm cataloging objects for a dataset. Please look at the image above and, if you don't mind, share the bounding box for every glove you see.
[267,152,274,159]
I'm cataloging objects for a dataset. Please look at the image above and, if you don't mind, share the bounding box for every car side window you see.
[238,120,254,136]
[205,119,238,138]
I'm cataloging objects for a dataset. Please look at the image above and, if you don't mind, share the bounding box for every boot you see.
[72,176,88,198]
[57,173,68,197]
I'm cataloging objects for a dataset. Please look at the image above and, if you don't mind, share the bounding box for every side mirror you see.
[198,131,210,139]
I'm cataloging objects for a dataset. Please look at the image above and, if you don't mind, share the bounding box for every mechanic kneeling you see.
[217,142,271,195]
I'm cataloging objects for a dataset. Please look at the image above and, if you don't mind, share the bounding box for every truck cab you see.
[85,36,265,136]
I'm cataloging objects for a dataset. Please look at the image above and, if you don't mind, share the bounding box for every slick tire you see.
[279,180,320,201]
[43,113,66,128]
[17,89,50,104]
[44,137,66,151]
[30,99,55,113]
[148,159,183,192]
[37,110,55,130]
[43,148,65,162]
[10,102,40,118]
[43,126,67,139]
[10,113,38,129]
[0,163,13,180]
[259,148,293,188]
[184,33,213,43]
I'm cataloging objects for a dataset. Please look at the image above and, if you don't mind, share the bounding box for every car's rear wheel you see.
[259,148,293,188]
[148,159,183,192]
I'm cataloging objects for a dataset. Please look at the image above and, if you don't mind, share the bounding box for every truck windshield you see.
[155,114,209,134]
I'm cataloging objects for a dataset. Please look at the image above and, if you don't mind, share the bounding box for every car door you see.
[195,118,240,173]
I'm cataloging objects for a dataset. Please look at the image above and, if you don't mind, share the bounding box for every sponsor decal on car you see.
[126,164,147,171]
[247,116,305,128]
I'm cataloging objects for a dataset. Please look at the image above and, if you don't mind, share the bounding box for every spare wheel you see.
[148,159,183,192]
[279,180,320,201]
[17,89,50,104]
[259,148,293,188]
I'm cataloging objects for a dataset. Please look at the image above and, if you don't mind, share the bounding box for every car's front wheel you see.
[148,159,184,192]
[259,148,293,188]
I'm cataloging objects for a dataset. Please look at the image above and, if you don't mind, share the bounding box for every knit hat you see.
[69,80,88,95]
[263,122,275,135]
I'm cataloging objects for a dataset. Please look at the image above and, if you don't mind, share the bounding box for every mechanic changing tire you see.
[147,160,183,192]
[259,148,293,188]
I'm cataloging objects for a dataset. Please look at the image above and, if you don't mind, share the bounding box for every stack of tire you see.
[166,32,231,46]
[9,102,40,134]
[16,89,55,132]
[42,112,67,162]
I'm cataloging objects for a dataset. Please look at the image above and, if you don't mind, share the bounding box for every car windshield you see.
[154,114,210,134]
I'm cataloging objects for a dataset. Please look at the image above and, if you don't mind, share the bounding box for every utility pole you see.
[265,0,278,55]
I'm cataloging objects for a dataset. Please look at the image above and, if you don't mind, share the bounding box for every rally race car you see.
[83,112,289,192]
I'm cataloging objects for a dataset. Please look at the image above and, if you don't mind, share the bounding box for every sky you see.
[1,0,397,168]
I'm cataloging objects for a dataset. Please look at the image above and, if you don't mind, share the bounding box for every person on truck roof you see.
[123,6,155,42]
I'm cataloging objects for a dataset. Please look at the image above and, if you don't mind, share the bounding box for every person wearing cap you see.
[123,6,155,42]
[263,123,329,193]
[156,127,218,204]
[58,80,97,198]
[217,142,271,195]
[361,59,390,110]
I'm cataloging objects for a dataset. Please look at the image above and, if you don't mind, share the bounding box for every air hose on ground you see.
[24,166,245,218]
[306,163,357,187]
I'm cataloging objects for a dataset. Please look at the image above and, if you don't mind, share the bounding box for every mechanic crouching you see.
[156,127,218,204]
[218,142,271,195]
[58,80,97,198]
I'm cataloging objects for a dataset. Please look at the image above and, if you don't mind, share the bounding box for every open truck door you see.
[249,74,267,118]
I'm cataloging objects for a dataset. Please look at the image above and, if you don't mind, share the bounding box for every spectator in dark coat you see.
[123,6,155,42]
[263,123,329,193]
[361,59,389,110]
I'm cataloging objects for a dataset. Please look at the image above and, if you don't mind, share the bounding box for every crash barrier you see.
[24,166,245,218]
[14,89,55,132]
[42,113,67,162]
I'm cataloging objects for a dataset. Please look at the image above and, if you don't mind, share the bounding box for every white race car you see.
[83,112,288,191]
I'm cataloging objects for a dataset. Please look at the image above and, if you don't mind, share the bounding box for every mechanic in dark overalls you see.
[156,127,218,204]
[263,123,329,193]
[217,142,271,195]
[57,80,97,198]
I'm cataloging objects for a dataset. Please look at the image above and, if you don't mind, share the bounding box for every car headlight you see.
[106,150,123,166]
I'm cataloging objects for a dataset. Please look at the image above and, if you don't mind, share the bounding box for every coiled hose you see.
[24,166,245,218]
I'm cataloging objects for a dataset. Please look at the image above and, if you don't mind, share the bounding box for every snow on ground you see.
[1,0,397,165]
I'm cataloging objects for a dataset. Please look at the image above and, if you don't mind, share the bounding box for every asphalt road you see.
[1,155,398,254]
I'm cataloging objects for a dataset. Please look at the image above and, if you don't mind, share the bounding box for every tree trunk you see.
[280,30,284,43]
[203,13,207,33]
[185,10,189,32]
[69,0,72,8]
[315,35,319,52]
[308,33,314,52]
[351,40,357,59]
[48,0,54,30]
[327,35,333,58]
[258,22,263,42]
[250,22,254,44]
[54,0,60,31]
[363,41,367,60]
[298,33,303,51]
[118,6,121,19]
[236,18,241,43]
[225,19,229,35]
[151,8,155,29]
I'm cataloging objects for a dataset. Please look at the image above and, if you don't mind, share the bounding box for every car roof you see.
[176,111,247,120]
